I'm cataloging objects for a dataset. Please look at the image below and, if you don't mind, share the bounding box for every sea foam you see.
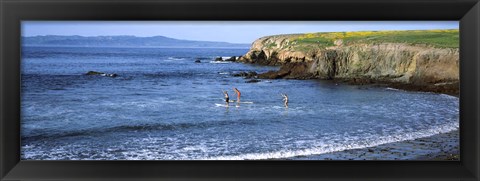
[204,122,459,160]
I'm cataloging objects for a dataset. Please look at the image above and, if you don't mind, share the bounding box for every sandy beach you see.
[289,130,459,160]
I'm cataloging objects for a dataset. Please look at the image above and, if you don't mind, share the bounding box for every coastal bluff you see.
[238,30,459,95]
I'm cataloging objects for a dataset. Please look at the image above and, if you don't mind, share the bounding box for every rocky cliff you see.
[238,30,459,95]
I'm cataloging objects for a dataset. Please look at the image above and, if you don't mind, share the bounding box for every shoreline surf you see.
[204,122,458,160]
[288,129,459,161]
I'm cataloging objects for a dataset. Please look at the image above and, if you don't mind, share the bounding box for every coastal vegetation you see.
[293,29,459,49]
[262,29,459,53]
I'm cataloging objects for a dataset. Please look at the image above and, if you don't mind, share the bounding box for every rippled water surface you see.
[21,47,459,160]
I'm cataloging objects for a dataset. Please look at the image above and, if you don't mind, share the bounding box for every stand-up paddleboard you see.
[227,100,254,104]
[215,103,229,107]
[239,101,254,104]
[216,101,253,107]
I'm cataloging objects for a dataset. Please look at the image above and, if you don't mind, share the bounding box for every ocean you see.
[21,46,459,160]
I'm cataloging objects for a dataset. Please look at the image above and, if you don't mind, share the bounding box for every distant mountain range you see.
[22,35,250,48]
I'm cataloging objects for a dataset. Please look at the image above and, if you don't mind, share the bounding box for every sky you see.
[22,21,459,44]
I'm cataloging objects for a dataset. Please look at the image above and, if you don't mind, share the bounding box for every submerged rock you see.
[233,71,258,78]
[85,71,103,75]
[85,71,117,77]
[195,60,201,63]
[214,57,223,61]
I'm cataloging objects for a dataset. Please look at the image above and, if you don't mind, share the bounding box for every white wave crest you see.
[204,122,459,160]
[167,57,186,61]
[209,61,230,64]
[385,87,401,91]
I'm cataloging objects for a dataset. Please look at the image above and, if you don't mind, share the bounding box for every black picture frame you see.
[1,0,479,180]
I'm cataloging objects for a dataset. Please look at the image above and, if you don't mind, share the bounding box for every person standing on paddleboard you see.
[281,93,288,108]
[233,87,241,103]
[223,90,229,106]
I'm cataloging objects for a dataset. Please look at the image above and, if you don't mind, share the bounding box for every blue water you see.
[21,46,459,160]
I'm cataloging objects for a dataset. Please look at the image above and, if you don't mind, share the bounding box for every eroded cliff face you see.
[238,35,459,94]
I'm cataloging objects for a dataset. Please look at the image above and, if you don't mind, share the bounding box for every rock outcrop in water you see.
[85,71,118,77]
[213,56,237,62]
[233,71,258,79]
[214,57,223,61]
[224,56,237,62]
[238,30,459,95]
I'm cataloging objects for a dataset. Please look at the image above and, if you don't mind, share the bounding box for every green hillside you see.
[282,29,459,50]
